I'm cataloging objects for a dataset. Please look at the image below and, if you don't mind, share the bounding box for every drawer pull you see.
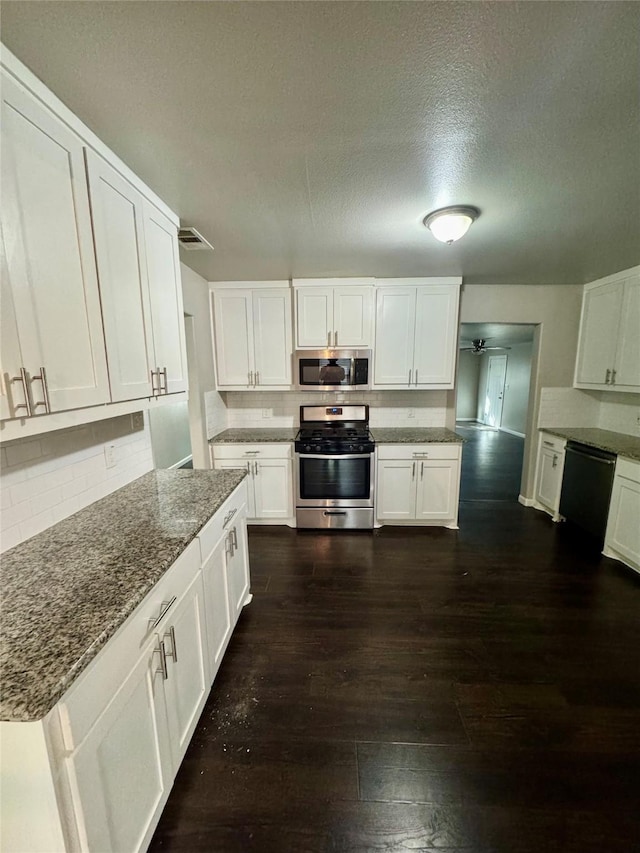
[412,452,429,458]
[543,440,555,447]
[231,526,238,550]
[149,596,177,630]
[163,626,178,663]
[223,507,237,528]
[244,451,259,456]
[154,641,168,680]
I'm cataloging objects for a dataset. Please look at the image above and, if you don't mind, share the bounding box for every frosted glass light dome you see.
[423,206,480,244]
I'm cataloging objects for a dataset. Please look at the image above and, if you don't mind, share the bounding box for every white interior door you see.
[483,355,508,427]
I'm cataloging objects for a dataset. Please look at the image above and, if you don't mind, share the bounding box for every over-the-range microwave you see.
[294,349,371,391]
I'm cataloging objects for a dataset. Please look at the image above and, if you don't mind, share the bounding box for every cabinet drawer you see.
[615,456,640,483]
[212,442,292,460]
[377,444,461,461]
[198,480,248,564]
[60,539,201,748]
[539,433,566,453]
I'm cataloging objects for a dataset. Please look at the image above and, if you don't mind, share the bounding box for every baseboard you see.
[455,418,478,422]
[501,427,525,438]
[518,494,534,507]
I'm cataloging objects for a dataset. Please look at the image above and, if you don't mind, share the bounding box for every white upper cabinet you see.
[86,150,155,402]
[293,279,374,348]
[211,284,292,389]
[574,268,640,392]
[1,74,110,415]
[373,280,461,389]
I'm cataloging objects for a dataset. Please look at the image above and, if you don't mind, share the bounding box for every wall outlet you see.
[130,412,144,431]
[407,408,415,419]
[104,444,117,469]
[262,409,271,419]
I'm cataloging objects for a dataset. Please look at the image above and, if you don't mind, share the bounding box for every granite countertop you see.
[540,427,640,462]
[210,428,297,443]
[371,427,465,444]
[0,468,247,723]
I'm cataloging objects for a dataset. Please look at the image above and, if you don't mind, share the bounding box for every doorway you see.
[456,323,535,502]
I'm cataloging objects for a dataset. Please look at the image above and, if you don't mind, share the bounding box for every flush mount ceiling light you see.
[423,206,480,244]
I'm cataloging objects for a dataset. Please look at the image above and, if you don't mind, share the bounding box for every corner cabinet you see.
[373,280,461,389]
[376,444,462,528]
[293,279,375,348]
[603,457,640,574]
[0,480,251,853]
[533,432,566,520]
[211,284,292,390]
[574,268,640,392]
[211,443,294,525]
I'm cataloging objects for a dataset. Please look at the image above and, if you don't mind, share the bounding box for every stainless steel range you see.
[294,404,375,529]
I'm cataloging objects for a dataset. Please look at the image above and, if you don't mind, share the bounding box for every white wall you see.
[147,401,192,468]
[181,264,226,462]
[455,352,481,420]
[501,341,533,435]
[0,414,153,552]
[457,283,583,498]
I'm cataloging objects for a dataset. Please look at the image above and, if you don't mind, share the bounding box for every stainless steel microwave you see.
[294,349,371,391]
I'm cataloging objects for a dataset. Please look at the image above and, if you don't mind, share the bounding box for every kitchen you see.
[2,3,638,849]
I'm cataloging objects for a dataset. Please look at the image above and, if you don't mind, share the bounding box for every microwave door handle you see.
[351,358,356,385]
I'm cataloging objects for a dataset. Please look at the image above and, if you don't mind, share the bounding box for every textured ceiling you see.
[460,323,536,349]
[2,1,639,284]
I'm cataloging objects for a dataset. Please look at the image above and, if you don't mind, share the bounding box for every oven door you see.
[296,453,374,508]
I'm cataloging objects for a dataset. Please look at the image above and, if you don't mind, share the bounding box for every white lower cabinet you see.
[0,481,251,853]
[603,457,640,574]
[533,432,566,520]
[211,443,294,525]
[376,444,461,528]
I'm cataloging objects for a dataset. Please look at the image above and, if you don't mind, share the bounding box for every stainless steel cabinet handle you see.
[327,331,332,348]
[223,507,237,529]
[605,368,611,384]
[415,369,419,385]
[552,454,558,469]
[155,641,168,680]
[225,532,233,557]
[408,369,412,385]
[255,371,260,386]
[11,368,32,416]
[160,367,168,393]
[253,461,258,476]
[163,626,178,663]
[420,461,424,479]
[31,367,51,413]
[412,461,416,479]
[244,451,259,456]
[543,440,555,447]
[231,526,238,550]
[149,596,177,630]
[151,369,158,395]
[611,369,616,384]
[248,370,254,386]
[334,330,338,346]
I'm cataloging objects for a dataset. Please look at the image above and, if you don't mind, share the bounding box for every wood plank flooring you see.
[149,500,640,852]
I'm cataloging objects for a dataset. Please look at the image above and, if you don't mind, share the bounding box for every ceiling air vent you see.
[177,227,214,251]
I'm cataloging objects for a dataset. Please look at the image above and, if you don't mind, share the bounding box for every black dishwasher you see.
[559,441,616,545]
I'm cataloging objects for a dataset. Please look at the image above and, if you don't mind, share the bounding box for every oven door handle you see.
[297,453,373,460]
[323,510,348,516]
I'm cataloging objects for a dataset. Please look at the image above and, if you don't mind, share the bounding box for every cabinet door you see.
[201,535,232,681]
[162,573,209,768]
[212,290,253,387]
[415,459,459,520]
[70,640,172,853]
[575,282,623,386]
[373,288,416,386]
[86,151,155,402]
[143,202,187,394]
[376,459,416,520]
[227,515,250,623]
[0,230,25,420]
[413,286,459,387]
[252,289,292,387]
[613,276,640,389]
[333,286,373,347]
[536,447,564,512]
[214,459,256,517]
[296,288,333,347]
[1,75,110,412]
[605,470,640,568]
[253,459,293,519]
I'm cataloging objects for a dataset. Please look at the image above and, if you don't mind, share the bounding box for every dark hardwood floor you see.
[149,443,640,852]
[456,423,525,502]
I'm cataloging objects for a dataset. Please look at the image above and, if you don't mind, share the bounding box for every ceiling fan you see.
[459,338,511,354]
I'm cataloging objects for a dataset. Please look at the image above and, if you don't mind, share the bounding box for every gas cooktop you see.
[294,405,375,454]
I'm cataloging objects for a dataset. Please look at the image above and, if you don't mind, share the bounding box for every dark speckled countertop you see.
[0,469,247,723]
[371,427,465,444]
[540,427,640,462]
[210,428,297,443]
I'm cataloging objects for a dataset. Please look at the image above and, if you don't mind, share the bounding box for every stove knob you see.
[305,444,311,452]
[358,444,364,452]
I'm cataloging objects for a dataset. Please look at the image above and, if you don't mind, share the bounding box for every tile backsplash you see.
[218,390,448,431]
[538,387,640,434]
[0,414,153,553]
